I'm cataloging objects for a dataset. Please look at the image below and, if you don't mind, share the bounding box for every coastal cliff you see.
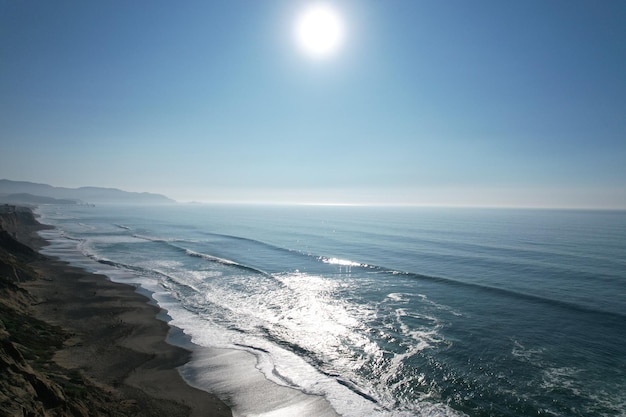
[0,206,129,416]
[0,206,231,417]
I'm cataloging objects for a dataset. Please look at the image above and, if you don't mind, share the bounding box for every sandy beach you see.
[0,205,231,417]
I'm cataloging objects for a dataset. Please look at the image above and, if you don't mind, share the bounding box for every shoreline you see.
[0,205,232,417]
[31,204,344,417]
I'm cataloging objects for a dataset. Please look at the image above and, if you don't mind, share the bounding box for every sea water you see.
[35,204,626,416]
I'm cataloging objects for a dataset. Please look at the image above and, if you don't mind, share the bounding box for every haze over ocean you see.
[37,204,626,416]
[1,1,625,208]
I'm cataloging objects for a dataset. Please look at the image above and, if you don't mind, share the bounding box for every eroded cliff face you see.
[0,205,43,243]
[0,208,130,417]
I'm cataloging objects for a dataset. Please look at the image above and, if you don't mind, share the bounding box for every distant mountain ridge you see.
[0,193,79,205]
[0,180,176,204]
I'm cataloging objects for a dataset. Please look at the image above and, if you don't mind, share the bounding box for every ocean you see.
[35,204,626,417]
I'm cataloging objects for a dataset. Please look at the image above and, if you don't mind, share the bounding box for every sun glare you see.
[294,3,345,59]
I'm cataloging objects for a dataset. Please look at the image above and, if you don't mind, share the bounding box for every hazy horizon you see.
[2,1,625,209]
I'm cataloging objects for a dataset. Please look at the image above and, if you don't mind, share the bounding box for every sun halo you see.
[294,3,345,59]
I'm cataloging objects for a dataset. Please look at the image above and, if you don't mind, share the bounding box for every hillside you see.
[0,180,175,204]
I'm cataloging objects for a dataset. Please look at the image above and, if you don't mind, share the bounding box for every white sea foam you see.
[34,206,470,417]
[163,290,465,417]
[40,236,465,416]
[511,339,545,364]
[386,292,407,302]
[321,257,364,267]
[185,248,238,265]
[37,230,353,415]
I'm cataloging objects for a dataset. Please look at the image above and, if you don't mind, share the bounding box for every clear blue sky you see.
[1,0,625,207]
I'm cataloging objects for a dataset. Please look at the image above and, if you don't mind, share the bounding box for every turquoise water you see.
[37,205,626,416]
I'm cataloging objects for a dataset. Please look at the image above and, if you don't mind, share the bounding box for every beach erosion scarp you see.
[0,204,232,417]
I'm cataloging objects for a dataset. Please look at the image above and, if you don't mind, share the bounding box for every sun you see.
[294,3,345,59]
